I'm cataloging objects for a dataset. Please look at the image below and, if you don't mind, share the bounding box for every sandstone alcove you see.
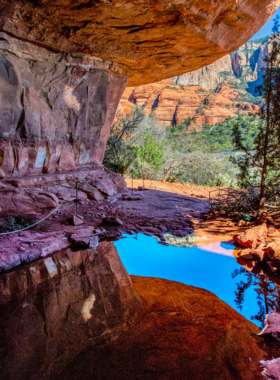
[0,1,280,379]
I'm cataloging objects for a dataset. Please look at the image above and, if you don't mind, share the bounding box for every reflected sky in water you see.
[115,233,263,326]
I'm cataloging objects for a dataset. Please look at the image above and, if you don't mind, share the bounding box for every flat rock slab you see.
[0,186,208,270]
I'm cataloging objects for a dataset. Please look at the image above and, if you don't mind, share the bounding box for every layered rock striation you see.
[0,0,279,86]
[118,81,259,128]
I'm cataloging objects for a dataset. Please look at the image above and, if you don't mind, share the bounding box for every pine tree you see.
[231,16,280,213]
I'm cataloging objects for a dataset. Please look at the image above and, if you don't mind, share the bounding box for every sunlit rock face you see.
[0,33,128,178]
[0,241,142,380]
[0,0,279,86]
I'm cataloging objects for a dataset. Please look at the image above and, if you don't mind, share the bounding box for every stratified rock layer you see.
[0,0,279,86]
[0,33,128,178]
[58,276,265,380]
[118,80,259,128]
[0,242,142,380]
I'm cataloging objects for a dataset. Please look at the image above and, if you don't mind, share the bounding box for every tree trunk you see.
[258,60,272,215]
[163,167,172,182]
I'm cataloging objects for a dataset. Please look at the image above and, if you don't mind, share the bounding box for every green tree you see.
[137,131,164,172]
[103,106,145,175]
[231,17,280,212]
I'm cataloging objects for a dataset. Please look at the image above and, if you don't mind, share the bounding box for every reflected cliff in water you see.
[0,241,142,380]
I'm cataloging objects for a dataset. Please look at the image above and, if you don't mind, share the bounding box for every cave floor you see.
[0,181,255,271]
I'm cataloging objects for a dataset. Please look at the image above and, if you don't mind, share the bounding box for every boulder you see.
[261,358,280,380]
[79,183,106,201]
[264,242,280,261]
[233,223,267,248]
[268,227,280,238]
[59,276,266,380]
[258,313,280,341]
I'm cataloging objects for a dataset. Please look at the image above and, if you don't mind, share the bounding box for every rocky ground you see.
[0,176,210,271]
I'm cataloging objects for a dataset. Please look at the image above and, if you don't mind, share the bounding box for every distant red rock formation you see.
[116,80,260,129]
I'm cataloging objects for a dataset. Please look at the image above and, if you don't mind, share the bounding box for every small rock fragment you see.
[71,215,84,226]
[158,241,169,246]
[102,217,123,226]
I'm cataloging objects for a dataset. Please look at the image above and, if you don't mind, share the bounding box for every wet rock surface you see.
[0,242,142,380]
[57,276,266,380]
[0,0,278,86]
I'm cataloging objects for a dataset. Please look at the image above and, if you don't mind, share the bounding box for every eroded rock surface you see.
[0,33,128,178]
[0,242,142,380]
[0,0,279,86]
[58,276,265,380]
[0,168,127,213]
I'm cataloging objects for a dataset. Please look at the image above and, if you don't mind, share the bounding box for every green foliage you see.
[168,113,260,153]
[231,17,280,210]
[238,213,254,221]
[135,131,164,172]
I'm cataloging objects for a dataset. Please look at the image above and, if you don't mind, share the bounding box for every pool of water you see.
[115,233,265,327]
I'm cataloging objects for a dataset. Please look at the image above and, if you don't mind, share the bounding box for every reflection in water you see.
[0,241,141,380]
[116,233,265,326]
[232,267,280,327]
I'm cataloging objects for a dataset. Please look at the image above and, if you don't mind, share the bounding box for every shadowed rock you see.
[0,241,142,380]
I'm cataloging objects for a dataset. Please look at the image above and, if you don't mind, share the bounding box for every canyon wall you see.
[118,81,259,129]
[172,37,269,93]
[118,37,270,128]
[0,33,128,179]
[0,241,142,379]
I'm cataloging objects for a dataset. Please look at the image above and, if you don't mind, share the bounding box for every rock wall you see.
[0,0,279,86]
[118,81,259,128]
[172,55,233,91]
[0,33,128,179]
[0,241,142,379]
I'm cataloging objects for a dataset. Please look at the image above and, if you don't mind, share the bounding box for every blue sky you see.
[251,6,280,40]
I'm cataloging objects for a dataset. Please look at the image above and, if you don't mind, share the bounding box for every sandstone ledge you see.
[0,0,279,85]
[58,276,266,380]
